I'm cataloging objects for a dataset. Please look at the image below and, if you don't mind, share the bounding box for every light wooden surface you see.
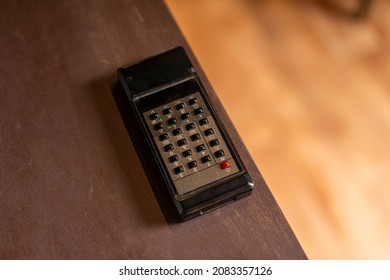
[166,0,390,259]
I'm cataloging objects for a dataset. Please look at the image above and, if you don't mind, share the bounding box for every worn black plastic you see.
[117,47,254,221]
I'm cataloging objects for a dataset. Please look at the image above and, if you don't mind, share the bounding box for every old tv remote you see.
[117,47,253,221]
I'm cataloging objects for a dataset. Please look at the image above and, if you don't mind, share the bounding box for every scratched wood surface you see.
[165,0,390,259]
[0,0,305,259]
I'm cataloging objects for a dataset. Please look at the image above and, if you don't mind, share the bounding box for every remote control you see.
[117,47,254,221]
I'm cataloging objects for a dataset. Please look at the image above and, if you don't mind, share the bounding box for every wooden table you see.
[0,0,306,259]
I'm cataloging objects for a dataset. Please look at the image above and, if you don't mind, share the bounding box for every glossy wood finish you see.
[0,0,305,259]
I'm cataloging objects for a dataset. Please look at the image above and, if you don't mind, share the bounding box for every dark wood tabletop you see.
[0,0,306,259]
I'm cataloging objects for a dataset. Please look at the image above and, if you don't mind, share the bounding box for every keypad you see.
[143,92,238,195]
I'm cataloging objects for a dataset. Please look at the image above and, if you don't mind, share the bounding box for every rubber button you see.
[181,113,190,120]
[174,166,184,174]
[168,155,179,163]
[163,108,172,115]
[163,144,174,152]
[199,118,209,126]
[154,123,164,130]
[187,161,197,169]
[159,133,169,141]
[176,103,185,110]
[189,98,198,105]
[220,160,231,169]
[149,112,159,120]
[191,133,201,141]
[167,118,178,125]
[194,108,204,115]
[177,139,187,147]
[214,149,225,158]
[186,123,196,131]
[172,128,182,136]
[204,128,214,136]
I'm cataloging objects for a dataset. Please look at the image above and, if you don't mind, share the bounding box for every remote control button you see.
[149,112,159,120]
[194,108,204,115]
[209,139,219,147]
[196,144,206,152]
[181,112,190,120]
[201,155,211,163]
[191,133,201,141]
[176,103,185,110]
[186,123,196,131]
[187,161,197,169]
[199,118,209,126]
[220,160,231,169]
[204,128,214,136]
[163,108,172,115]
[177,139,187,147]
[174,166,184,174]
[154,123,164,130]
[159,133,169,141]
[172,128,182,136]
[189,98,198,105]
[214,149,225,158]
[168,155,179,163]
[163,144,174,152]
[167,118,178,125]
[182,149,192,157]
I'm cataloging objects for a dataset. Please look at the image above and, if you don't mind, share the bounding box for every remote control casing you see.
[117,47,254,221]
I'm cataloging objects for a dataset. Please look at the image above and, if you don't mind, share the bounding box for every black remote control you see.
[117,47,254,221]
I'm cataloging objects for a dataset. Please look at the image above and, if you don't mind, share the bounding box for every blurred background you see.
[165,0,390,259]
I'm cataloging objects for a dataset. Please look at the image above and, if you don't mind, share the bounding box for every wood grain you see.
[165,0,390,259]
[0,0,305,259]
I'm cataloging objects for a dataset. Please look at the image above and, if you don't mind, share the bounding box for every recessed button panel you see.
[143,92,239,196]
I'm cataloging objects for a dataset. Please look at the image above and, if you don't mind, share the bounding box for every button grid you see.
[143,92,236,184]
